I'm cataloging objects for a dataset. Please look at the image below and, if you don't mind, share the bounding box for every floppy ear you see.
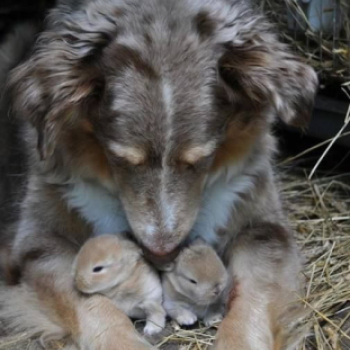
[8,8,116,160]
[218,41,318,128]
[9,36,105,160]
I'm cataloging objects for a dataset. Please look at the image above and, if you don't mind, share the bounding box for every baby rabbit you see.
[162,239,228,327]
[72,235,166,336]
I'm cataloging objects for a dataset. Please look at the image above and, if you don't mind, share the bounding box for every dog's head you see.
[10,0,317,261]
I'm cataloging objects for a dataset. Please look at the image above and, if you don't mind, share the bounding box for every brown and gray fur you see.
[0,21,40,282]
[162,239,228,327]
[73,235,166,336]
[0,0,317,349]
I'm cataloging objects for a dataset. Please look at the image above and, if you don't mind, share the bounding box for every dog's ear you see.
[218,40,318,128]
[9,16,112,160]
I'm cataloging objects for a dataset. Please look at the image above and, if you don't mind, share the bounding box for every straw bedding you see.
[259,0,350,82]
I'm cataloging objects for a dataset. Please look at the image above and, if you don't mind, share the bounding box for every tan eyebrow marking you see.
[181,141,216,164]
[109,142,146,165]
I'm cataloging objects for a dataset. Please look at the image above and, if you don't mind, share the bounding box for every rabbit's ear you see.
[121,238,143,256]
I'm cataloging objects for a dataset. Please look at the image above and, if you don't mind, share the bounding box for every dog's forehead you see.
[103,32,220,147]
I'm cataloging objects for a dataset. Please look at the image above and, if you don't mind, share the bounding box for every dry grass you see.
[279,167,350,350]
[259,0,350,82]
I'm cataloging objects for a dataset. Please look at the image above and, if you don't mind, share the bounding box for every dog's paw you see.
[204,314,223,327]
[176,310,197,326]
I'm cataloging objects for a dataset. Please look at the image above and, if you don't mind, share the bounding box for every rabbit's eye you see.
[92,266,105,273]
[189,279,197,284]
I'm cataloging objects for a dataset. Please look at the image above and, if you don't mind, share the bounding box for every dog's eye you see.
[92,266,105,273]
[182,163,197,172]
[179,157,213,173]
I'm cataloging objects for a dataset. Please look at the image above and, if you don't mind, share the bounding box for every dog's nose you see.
[142,246,180,266]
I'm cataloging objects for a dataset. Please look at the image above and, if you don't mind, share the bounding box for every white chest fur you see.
[64,181,130,235]
[190,170,255,244]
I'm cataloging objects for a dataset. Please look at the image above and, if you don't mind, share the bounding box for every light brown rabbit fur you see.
[0,0,318,349]
[73,235,166,336]
[162,239,228,327]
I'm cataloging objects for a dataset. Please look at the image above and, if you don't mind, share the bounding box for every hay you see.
[258,0,350,82]
[279,167,350,350]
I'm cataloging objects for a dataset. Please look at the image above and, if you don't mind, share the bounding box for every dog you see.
[0,0,317,349]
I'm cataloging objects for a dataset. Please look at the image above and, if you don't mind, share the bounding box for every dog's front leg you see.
[78,293,155,350]
[213,222,304,350]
